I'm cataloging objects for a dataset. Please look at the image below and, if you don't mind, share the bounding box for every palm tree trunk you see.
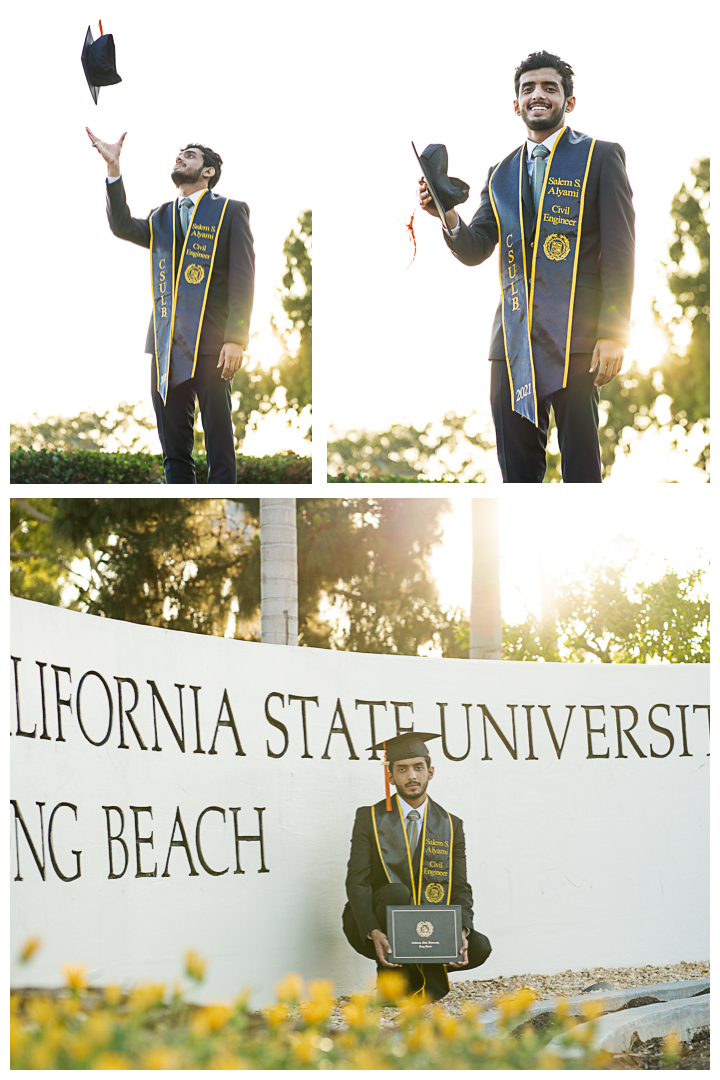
[260,499,298,645]
[469,499,502,659]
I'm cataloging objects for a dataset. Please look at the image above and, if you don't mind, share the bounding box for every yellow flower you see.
[408,1023,436,1052]
[290,1031,319,1064]
[141,1046,181,1069]
[275,972,304,1002]
[376,969,408,1003]
[300,978,335,1024]
[103,984,123,1007]
[84,1012,114,1049]
[191,1003,232,1035]
[496,986,538,1018]
[433,1010,458,1038]
[93,1051,132,1069]
[184,948,207,982]
[342,993,371,1028]
[350,1047,385,1069]
[19,936,41,963]
[208,1054,251,1069]
[62,1031,93,1063]
[127,982,167,1013]
[62,963,88,991]
[9,1016,28,1058]
[579,998,604,1021]
[265,1002,289,1026]
[27,996,56,1026]
[30,1042,59,1070]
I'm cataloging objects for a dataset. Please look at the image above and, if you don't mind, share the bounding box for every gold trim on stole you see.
[562,139,596,386]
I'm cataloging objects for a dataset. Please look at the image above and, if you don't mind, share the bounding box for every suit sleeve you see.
[345,807,381,941]
[105,178,152,249]
[443,167,499,267]
[223,201,255,348]
[597,144,635,345]
[449,817,474,931]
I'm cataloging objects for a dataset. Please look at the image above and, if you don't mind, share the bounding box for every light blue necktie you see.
[179,197,193,236]
[406,809,420,853]
[531,144,550,212]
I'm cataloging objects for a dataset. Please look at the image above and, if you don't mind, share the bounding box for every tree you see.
[229,210,312,446]
[10,403,156,454]
[10,498,458,657]
[328,412,496,482]
[10,499,85,607]
[597,158,710,475]
[500,563,709,663]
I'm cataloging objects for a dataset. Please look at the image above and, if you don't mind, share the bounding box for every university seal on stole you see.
[543,233,570,261]
[425,882,445,903]
[184,263,205,284]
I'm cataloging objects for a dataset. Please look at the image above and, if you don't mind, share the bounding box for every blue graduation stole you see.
[149,189,229,402]
[488,127,596,425]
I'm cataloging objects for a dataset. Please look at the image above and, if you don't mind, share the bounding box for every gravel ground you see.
[442,960,710,1011]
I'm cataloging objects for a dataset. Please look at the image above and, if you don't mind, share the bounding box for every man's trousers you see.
[151,355,237,485]
[342,882,492,1001]
[490,353,602,483]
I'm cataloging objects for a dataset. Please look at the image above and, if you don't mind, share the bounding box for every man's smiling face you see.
[514,67,575,132]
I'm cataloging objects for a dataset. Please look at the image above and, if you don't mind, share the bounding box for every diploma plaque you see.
[387,904,463,964]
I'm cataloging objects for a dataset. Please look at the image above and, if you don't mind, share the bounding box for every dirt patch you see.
[606,1028,709,1070]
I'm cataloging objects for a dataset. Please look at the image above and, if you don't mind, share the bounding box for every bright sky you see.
[8,0,312,455]
[431,490,710,626]
[315,1,711,480]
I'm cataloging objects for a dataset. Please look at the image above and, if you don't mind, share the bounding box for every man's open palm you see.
[86,128,127,170]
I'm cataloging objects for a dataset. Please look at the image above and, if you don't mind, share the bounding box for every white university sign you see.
[10,599,710,1005]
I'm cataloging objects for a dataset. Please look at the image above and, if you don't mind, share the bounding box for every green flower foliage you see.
[10,955,610,1070]
[10,449,310,485]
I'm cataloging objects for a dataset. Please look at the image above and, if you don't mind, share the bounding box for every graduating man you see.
[420,51,635,483]
[87,129,255,484]
[343,731,491,1001]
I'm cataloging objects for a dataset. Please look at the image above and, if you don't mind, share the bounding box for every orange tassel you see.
[98,19,104,35]
[383,743,392,810]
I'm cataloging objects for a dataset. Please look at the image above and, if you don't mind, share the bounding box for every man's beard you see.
[522,102,566,131]
[171,163,204,187]
[397,776,429,801]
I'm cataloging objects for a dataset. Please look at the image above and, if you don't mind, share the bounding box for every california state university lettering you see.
[149,191,229,403]
[488,128,595,424]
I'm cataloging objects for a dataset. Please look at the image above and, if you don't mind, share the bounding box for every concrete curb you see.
[475,978,709,1038]
[546,994,710,1055]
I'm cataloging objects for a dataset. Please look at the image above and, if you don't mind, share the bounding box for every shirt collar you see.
[526,126,565,161]
[178,188,207,205]
[397,794,428,821]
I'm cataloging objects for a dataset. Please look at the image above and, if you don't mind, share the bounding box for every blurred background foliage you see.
[11,498,708,663]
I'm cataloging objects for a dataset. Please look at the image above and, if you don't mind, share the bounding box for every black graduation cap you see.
[81,24,122,104]
[367,730,441,765]
[367,731,442,809]
[412,142,470,228]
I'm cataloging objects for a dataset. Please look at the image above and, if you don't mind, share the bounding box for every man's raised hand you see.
[86,128,127,177]
[419,179,458,230]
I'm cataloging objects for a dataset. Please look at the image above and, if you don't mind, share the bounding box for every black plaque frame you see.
[387,904,463,964]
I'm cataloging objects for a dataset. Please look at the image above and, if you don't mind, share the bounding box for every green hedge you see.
[11,449,311,485]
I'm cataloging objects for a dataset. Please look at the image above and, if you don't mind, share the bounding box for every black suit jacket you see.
[445,134,635,359]
[345,799,474,940]
[106,178,255,364]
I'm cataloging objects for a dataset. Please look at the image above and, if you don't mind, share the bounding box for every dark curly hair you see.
[514,51,574,101]
[180,143,223,189]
